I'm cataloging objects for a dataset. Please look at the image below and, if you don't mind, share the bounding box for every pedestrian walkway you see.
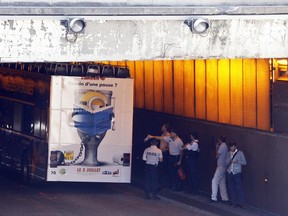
[132,176,278,216]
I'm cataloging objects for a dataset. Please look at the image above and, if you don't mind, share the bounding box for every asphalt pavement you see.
[0,167,220,216]
[0,166,279,216]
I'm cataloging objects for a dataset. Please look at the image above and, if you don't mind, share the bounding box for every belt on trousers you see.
[170,155,180,157]
[146,164,158,167]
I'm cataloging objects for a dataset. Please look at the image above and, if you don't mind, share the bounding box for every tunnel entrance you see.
[3,58,287,133]
[1,58,288,214]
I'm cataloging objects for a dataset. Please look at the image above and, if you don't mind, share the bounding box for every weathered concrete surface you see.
[1,6,288,16]
[0,16,288,62]
[0,0,287,7]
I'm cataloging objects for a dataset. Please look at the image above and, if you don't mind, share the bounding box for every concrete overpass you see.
[0,1,287,62]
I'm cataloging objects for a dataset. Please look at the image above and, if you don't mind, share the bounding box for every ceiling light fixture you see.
[184,18,210,34]
[61,18,86,43]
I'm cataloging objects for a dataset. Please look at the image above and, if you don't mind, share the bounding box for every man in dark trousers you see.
[143,139,163,200]
[226,141,247,208]
[147,129,184,191]
[183,132,200,194]
[159,123,171,188]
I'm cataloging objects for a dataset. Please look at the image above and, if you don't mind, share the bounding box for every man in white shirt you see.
[183,132,200,194]
[211,136,229,202]
[143,139,163,200]
[147,129,183,191]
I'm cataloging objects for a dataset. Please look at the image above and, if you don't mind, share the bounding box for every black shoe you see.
[184,190,197,195]
[191,191,199,196]
[151,195,161,200]
[157,187,163,192]
[145,195,151,200]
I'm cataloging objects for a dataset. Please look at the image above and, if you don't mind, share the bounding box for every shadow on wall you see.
[132,108,288,216]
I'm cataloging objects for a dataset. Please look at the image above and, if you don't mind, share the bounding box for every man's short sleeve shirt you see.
[163,136,183,156]
[187,141,199,151]
[143,145,163,165]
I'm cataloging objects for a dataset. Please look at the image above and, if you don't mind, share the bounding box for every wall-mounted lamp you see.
[61,18,86,43]
[61,18,86,33]
[184,18,210,34]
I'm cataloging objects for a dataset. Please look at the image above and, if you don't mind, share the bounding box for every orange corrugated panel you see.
[256,59,270,130]
[184,60,195,118]
[206,59,218,122]
[144,61,154,110]
[173,60,184,116]
[195,60,206,119]
[218,59,231,124]
[230,59,243,126]
[109,61,118,66]
[126,61,135,78]
[134,61,145,108]
[243,59,257,128]
[153,60,164,112]
[117,61,127,67]
[100,61,110,65]
[163,60,174,114]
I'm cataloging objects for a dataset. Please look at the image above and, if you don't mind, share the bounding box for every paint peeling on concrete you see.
[29,20,36,35]
[0,17,288,62]
[41,21,47,31]
[8,20,15,30]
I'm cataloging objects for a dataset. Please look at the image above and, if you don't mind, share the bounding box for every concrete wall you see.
[1,15,288,62]
[133,109,288,215]
[0,0,287,6]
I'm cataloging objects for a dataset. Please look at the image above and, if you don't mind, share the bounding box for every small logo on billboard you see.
[59,168,66,175]
[102,170,112,175]
[112,169,119,177]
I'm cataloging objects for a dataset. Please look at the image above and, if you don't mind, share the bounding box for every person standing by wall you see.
[159,123,171,188]
[148,129,183,191]
[211,135,229,202]
[142,138,163,200]
[144,123,171,188]
[226,141,247,208]
[183,132,200,194]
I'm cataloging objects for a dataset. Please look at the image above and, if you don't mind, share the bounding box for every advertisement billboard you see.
[47,76,133,182]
